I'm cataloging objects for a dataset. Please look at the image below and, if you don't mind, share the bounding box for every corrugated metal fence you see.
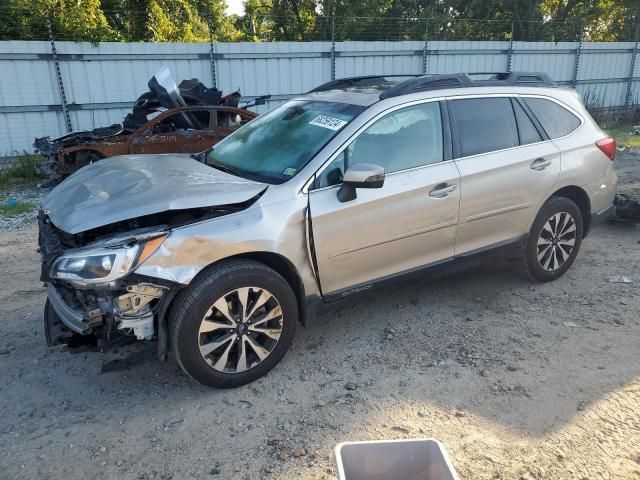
[1,39,639,156]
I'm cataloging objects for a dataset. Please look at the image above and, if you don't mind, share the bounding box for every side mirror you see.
[337,163,385,202]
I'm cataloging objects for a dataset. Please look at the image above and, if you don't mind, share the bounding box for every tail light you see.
[596,137,616,161]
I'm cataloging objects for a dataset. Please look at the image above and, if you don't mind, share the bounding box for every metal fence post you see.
[209,26,217,89]
[330,16,336,81]
[422,19,429,75]
[506,20,514,73]
[572,24,584,89]
[46,14,72,133]
[625,23,639,106]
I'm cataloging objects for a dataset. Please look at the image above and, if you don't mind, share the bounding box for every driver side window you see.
[317,151,346,188]
[316,101,444,188]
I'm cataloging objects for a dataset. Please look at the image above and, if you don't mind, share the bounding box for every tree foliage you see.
[0,0,237,41]
[1,0,119,41]
[0,0,637,42]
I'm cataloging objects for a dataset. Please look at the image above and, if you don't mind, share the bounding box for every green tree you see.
[101,0,150,41]
[0,0,119,41]
[195,0,239,40]
[539,0,639,40]
[236,0,275,40]
[0,0,638,43]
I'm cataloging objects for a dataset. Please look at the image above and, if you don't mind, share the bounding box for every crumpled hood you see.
[43,154,266,234]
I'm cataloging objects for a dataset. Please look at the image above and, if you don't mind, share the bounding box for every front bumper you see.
[46,283,93,334]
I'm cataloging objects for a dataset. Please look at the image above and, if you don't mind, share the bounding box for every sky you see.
[226,0,245,16]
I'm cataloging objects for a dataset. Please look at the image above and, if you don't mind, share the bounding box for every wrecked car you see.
[34,66,262,177]
[35,106,256,176]
[40,72,617,388]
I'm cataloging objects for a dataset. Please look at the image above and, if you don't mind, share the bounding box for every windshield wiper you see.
[209,161,245,178]
[191,148,212,163]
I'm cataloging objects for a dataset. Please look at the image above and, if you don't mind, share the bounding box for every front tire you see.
[44,299,73,346]
[170,260,298,388]
[513,196,583,282]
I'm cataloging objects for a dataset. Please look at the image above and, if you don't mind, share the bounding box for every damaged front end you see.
[39,212,179,358]
[38,151,269,360]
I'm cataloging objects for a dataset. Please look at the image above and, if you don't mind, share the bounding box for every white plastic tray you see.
[335,438,460,480]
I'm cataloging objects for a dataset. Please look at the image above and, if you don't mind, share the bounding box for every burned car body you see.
[35,106,256,176]
[34,67,260,176]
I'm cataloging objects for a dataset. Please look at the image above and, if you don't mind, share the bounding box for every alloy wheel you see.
[198,287,283,373]
[536,211,577,272]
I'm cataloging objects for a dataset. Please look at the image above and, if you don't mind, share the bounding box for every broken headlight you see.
[50,234,166,284]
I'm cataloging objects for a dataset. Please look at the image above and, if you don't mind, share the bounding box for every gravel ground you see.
[616,150,640,199]
[0,184,49,230]
[0,155,639,480]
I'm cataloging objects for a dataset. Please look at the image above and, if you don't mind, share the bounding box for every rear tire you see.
[513,196,583,282]
[170,260,298,388]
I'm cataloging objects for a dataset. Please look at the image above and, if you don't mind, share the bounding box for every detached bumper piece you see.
[46,283,94,334]
[613,194,640,223]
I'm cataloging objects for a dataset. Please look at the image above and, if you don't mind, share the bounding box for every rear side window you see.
[523,98,581,138]
[450,98,518,157]
[150,109,211,133]
[512,99,543,145]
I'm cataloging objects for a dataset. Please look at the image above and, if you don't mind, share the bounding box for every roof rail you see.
[469,71,556,86]
[307,71,557,99]
[379,71,556,100]
[379,74,474,99]
[308,75,419,93]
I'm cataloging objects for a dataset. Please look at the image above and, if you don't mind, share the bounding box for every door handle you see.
[530,157,552,171]
[429,183,457,198]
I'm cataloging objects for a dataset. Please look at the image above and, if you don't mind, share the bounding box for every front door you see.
[308,101,461,295]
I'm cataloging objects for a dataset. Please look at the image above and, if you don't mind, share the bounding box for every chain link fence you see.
[251,17,592,43]
[1,6,640,157]
[1,3,639,43]
[257,16,640,42]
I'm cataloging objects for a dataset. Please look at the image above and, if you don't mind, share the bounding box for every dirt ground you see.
[1,154,639,480]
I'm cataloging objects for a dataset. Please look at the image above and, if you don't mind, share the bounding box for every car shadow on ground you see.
[25,225,638,432]
[295,221,640,434]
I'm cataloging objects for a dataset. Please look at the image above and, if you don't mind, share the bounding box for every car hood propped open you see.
[43,154,267,234]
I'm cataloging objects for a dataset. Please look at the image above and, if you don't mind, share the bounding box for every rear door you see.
[308,101,461,295]
[449,96,561,255]
[130,109,213,154]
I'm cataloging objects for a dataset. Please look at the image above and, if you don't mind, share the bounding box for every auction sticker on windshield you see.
[309,115,348,131]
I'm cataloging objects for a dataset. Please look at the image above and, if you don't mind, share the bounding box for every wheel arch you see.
[57,148,107,175]
[61,145,109,158]
[187,251,309,326]
[548,185,591,237]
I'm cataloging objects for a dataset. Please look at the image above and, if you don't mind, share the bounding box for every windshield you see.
[206,100,365,184]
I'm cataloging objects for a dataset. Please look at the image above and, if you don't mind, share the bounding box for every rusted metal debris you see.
[34,67,264,177]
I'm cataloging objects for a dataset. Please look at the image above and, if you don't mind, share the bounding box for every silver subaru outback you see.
[39,72,617,388]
